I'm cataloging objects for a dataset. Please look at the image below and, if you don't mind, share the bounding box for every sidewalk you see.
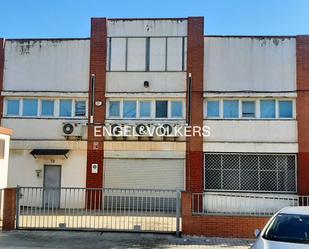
[0,230,253,249]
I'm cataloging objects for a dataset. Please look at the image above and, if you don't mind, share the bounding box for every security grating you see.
[204,153,296,193]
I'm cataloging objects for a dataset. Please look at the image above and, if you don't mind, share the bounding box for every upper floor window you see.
[6,99,20,116]
[156,101,168,118]
[5,98,86,118]
[242,101,255,118]
[41,100,54,116]
[75,100,86,117]
[171,101,183,118]
[206,100,220,118]
[107,99,184,119]
[260,100,276,118]
[279,101,293,118]
[139,101,151,118]
[23,99,38,116]
[109,101,120,118]
[223,100,239,118]
[108,37,186,72]
[205,98,294,120]
[59,99,72,117]
[123,101,137,118]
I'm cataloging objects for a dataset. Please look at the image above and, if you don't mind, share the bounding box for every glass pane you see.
[7,99,20,115]
[261,100,275,118]
[23,99,38,116]
[123,101,136,118]
[75,101,86,116]
[109,101,120,117]
[171,101,183,118]
[155,101,168,118]
[59,99,72,117]
[242,101,255,118]
[207,101,219,118]
[41,100,54,116]
[139,101,151,118]
[223,100,239,118]
[279,101,293,118]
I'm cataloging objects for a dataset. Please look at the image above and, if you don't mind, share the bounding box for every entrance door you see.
[43,165,61,208]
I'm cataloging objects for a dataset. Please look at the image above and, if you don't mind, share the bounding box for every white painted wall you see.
[106,72,186,92]
[205,120,297,143]
[7,149,86,188]
[204,37,296,91]
[2,119,87,140]
[3,39,90,91]
[0,134,11,188]
[107,19,187,37]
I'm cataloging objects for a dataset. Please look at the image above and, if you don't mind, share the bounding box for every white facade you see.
[2,39,90,188]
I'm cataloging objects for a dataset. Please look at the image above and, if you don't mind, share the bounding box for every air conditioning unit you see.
[62,122,83,137]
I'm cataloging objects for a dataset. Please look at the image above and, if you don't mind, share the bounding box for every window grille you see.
[204,153,296,193]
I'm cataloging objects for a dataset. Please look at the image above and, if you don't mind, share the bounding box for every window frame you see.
[107,36,186,72]
[106,99,185,119]
[204,98,295,120]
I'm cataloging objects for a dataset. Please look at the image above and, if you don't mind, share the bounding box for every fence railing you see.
[0,189,3,228]
[17,187,181,234]
[192,192,309,217]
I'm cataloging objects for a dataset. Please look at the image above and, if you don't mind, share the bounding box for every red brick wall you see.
[186,17,204,193]
[2,188,16,231]
[0,38,4,123]
[182,192,269,238]
[296,36,309,195]
[86,18,107,191]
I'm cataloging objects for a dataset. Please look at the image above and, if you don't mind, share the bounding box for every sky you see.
[0,0,309,38]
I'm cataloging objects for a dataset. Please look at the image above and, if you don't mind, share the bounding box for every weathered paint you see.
[106,72,186,92]
[3,40,90,91]
[204,37,296,92]
[107,19,187,37]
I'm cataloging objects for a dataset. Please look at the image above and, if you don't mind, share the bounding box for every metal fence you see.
[192,192,309,217]
[17,187,181,234]
[0,189,3,229]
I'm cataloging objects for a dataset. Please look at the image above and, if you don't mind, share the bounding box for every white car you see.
[251,206,309,249]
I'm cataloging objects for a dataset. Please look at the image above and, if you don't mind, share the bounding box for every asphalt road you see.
[0,230,253,249]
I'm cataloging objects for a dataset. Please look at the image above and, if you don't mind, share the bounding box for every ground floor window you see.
[204,153,296,193]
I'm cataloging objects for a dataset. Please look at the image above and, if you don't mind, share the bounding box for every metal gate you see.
[16,187,181,235]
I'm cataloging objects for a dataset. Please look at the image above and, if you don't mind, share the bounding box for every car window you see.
[263,213,309,244]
